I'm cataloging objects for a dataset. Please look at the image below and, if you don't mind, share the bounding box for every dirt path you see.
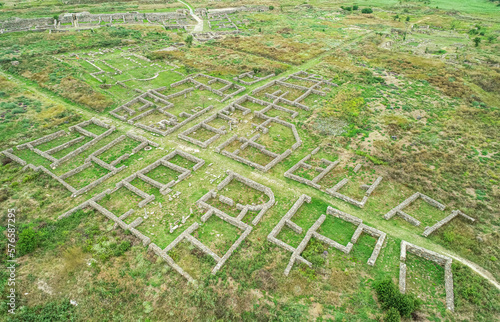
[178,0,203,32]
[444,252,500,290]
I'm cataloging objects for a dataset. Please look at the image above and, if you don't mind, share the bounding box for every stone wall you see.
[268,195,386,276]
[384,192,446,226]
[327,207,386,266]
[213,109,301,172]
[116,149,204,201]
[422,210,475,237]
[2,118,160,199]
[1,11,191,33]
[111,78,230,136]
[284,149,340,190]
[325,175,383,208]
[399,241,454,311]
[155,170,274,280]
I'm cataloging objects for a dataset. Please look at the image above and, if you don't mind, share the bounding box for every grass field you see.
[0,0,499,321]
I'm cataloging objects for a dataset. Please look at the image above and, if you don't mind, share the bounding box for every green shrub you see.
[355,150,386,165]
[17,227,41,256]
[185,34,193,47]
[113,240,131,257]
[384,307,401,322]
[362,8,373,14]
[374,279,421,318]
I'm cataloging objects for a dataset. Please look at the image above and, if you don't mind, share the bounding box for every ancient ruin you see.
[399,241,455,311]
[284,147,383,208]
[110,73,245,137]
[116,149,205,198]
[422,210,475,237]
[268,195,386,276]
[58,149,206,268]
[284,147,340,189]
[147,170,275,281]
[326,175,384,208]
[2,118,158,197]
[384,192,446,226]
[234,71,276,86]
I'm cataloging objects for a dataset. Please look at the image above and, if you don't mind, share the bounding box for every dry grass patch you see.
[216,34,326,65]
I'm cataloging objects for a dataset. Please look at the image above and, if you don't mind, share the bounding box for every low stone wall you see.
[159,170,275,280]
[1,9,194,34]
[211,170,275,225]
[327,207,386,266]
[325,174,383,208]
[284,149,339,190]
[2,118,144,198]
[117,149,204,201]
[384,192,445,225]
[214,111,301,172]
[399,241,454,311]
[422,210,475,237]
[268,194,313,271]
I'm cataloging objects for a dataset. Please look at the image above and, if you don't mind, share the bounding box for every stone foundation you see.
[384,192,446,225]
[2,118,158,197]
[268,195,386,276]
[422,210,475,237]
[399,241,454,311]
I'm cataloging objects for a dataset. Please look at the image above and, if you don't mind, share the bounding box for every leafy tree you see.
[361,8,373,14]
[353,5,359,10]
[269,5,274,10]
[406,16,410,22]
[487,35,496,43]
[393,14,399,21]
[473,37,481,47]
[185,34,193,47]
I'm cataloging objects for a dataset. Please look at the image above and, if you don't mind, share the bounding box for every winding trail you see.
[444,252,500,290]
[177,0,203,32]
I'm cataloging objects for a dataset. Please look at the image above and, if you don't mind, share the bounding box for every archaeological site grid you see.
[0,67,475,310]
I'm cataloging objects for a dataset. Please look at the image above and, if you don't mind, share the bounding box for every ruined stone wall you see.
[399,241,454,311]
[1,11,185,33]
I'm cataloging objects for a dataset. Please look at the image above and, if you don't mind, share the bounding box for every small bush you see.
[17,227,41,256]
[374,279,421,318]
[185,34,193,47]
[385,307,401,322]
[362,8,373,14]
